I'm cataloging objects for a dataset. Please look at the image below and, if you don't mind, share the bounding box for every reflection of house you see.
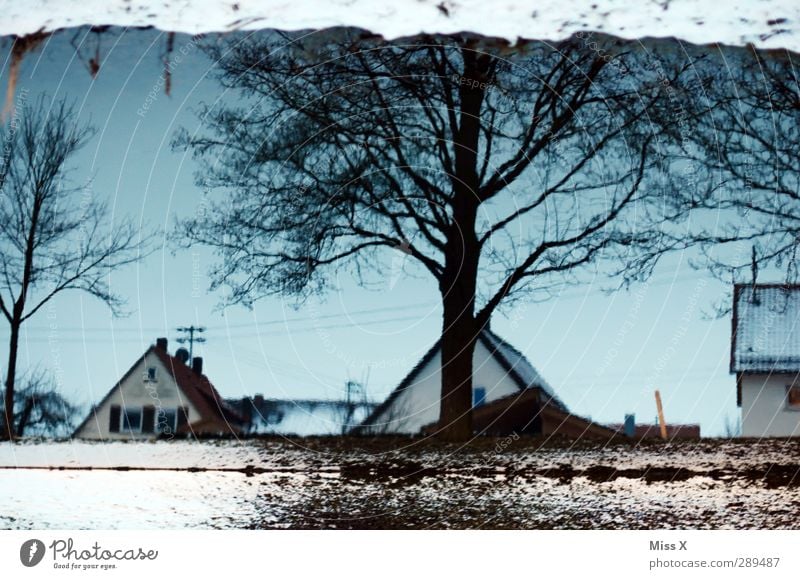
[356,329,617,439]
[732,284,800,437]
[229,396,377,436]
[74,338,243,440]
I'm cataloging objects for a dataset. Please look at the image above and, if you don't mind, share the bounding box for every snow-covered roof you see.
[234,398,376,436]
[732,284,800,373]
[1,1,799,52]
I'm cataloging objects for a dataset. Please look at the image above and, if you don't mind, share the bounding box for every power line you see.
[6,270,716,338]
[9,313,437,343]
[15,300,438,333]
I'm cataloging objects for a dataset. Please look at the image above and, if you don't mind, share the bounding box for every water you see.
[1,438,798,529]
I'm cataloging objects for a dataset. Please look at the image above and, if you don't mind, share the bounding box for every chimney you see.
[156,337,168,352]
[191,356,203,375]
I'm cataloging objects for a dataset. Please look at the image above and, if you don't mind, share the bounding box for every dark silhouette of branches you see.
[683,47,800,284]
[176,30,705,440]
[1,367,79,438]
[0,97,152,441]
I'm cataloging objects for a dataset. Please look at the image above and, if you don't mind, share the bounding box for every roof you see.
[149,346,244,430]
[230,398,377,436]
[480,329,566,409]
[468,388,618,439]
[73,343,243,436]
[731,284,800,373]
[357,328,565,430]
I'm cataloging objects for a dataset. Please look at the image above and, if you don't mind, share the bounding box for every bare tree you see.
[0,97,150,441]
[176,30,702,441]
[2,367,79,438]
[683,47,800,283]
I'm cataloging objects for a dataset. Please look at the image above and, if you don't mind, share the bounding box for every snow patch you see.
[0,1,798,51]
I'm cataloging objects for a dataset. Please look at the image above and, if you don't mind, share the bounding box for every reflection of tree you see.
[2,368,79,438]
[685,49,800,283]
[177,30,704,440]
[0,98,150,441]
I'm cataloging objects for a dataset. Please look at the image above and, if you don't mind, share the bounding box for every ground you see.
[1,437,799,529]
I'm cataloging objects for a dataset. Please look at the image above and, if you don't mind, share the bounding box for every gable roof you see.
[731,284,800,373]
[149,346,244,428]
[73,343,243,436]
[357,328,565,430]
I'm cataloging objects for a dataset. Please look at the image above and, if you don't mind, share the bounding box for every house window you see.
[122,408,142,432]
[142,405,156,434]
[157,408,178,434]
[787,385,800,409]
[146,367,157,382]
[109,405,121,433]
[473,386,487,408]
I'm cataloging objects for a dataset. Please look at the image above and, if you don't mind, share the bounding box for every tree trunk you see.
[15,395,34,438]
[436,196,482,442]
[437,297,480,441]
[434,48,492,442]
[2,320,20,441]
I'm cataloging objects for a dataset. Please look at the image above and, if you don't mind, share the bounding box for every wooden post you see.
[654,390,667,440]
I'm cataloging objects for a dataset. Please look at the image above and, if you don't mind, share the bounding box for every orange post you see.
[655,389,667,440]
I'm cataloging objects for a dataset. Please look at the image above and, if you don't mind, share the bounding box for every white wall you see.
[741,373,800,437]
[367,340,523,434]
[75,352,200,440]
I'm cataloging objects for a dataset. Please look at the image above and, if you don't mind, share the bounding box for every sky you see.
[0,27,756,436]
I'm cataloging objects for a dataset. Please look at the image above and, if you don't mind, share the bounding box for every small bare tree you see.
[177,31,704,441]
[2,367,79,438]
[0,97,149,441]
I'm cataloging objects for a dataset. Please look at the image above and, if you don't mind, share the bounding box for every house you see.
[732,284,800,437]
[356,328,617,439]
[228,395,378,436]
[73,338,244,440]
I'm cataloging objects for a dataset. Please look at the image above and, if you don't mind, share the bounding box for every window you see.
[109,405,121,433]
[787,385,800,409]
[142,405,156,434]
[146,367,157,382]
[122,408,142,432]
[473,386,487,408]
[157,408,178,434]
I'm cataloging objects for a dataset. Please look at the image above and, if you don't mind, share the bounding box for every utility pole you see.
[342,380,365,435]
[176,325,206,361]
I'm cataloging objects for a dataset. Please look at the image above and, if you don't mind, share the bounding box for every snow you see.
[733,285,800,372]
[0,1,799,52]
[0,439,262,469]
[2,439,799,529]
[247,400,374,436]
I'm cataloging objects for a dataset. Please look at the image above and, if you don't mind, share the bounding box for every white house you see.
[732,284,800,437]
[356,328,614,438]
[74,338,243,440]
